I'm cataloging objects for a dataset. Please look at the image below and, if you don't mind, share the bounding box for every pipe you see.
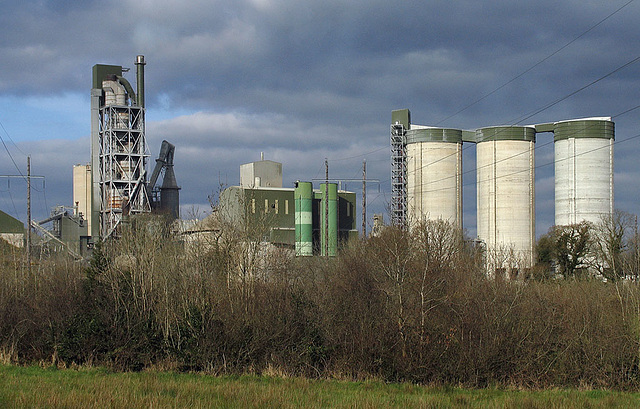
[135,55,146,108]
[116,76,136,105]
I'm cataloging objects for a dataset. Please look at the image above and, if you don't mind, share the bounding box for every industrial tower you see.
[390,109,409,227]
[90,55,150,239]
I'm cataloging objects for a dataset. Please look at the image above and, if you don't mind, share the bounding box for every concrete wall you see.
[240,160,283,188]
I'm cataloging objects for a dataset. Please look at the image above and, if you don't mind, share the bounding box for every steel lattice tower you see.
[390,122,407,227]
[91,56,150,240]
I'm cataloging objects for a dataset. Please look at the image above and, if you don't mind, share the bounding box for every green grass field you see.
[1,364,639,408]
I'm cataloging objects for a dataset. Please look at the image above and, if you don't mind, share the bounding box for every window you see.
[275,199,279,214]
[285,200,289,215]
[251,198,256,214]
[265,199,269,213]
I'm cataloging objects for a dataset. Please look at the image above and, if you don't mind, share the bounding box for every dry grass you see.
[1,365,640,408]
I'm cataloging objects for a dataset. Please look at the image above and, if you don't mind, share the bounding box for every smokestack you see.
[135,55,146,108]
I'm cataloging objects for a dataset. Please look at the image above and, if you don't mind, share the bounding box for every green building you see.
[218,159,357,255]
[0,210,25,248]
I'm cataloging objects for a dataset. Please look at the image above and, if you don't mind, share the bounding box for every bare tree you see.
[594,210,633,281]
[369,227,415,358]
[411,219,463,354]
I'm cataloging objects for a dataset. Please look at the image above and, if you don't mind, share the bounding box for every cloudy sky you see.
[0,0,639,238]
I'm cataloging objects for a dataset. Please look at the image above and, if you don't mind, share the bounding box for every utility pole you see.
[0,170,44,271]
[633,215,640,279]
[362,159,366,238]
[26,156,31,272]
[312,173,380,240]
[325,158,329,257]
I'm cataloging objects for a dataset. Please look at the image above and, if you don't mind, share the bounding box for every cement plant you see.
[0,57,622,279]
[2,57,640,393]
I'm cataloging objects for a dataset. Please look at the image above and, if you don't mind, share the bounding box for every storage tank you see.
[320,182,338,257]
[476,126,535,273]
[554,118,614,226]
[294,181,313,256]
[406,126,462,229]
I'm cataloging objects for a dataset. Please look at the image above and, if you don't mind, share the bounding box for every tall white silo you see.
[554,118,614,226]
[476,126,536,272]
[406,127,462,229]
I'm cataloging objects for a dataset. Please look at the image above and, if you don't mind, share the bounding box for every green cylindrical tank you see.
[320,183,338,257]
[294,181,313,256]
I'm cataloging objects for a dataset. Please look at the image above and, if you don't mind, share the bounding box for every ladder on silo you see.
[390,123,407,227]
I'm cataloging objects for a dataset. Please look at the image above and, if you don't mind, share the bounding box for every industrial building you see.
[391,109,614,274]
[73,164,92,234]
[218,158,357,255]
[0,210,25,248]
[32,206,88,259]
[29,56,181,259]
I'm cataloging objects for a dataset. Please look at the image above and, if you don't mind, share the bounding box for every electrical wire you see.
[387,56,640,189]
[0,117,27,157]
[511,55,640,125]
[0,131,25,180]
[323,2,639,187]
[434,0,637,126]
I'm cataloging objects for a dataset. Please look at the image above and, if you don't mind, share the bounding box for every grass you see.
[1,364,640,408]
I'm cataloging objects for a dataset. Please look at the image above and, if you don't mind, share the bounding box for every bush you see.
[1,216,640,389]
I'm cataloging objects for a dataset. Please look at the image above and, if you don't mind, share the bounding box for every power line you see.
[0,117,27,157]
[0,131,25,180]
[386,52,640,189]
[512,55,640,125]
[382,102,639,190]
[434,0,637,126]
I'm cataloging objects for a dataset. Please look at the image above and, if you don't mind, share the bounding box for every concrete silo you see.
[476,126,536,272]
[406,126,462,229]
[554,118,614,226]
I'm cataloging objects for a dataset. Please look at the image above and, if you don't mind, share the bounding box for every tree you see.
[368,227,415,359]
[532,232,556,280]
[594,210,633,281]
[550,221,593,278]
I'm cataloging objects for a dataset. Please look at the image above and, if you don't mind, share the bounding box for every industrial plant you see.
[12,55,183,258]
[391,109,614,274]
[0,56,616,271]
[214,157,358,256]
[0,55,360,259]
